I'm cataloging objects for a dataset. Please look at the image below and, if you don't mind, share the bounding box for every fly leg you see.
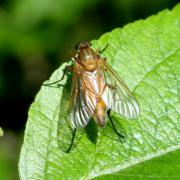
[96,44,109,54]
[43,65,73,86]
[107,109,124,138]
[66,128,76,153]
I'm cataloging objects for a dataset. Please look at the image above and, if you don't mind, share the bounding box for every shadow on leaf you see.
[55,74,83,152]
[84,118,98,144]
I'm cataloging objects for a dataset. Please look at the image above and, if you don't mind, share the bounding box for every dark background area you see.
[0,0,179,179]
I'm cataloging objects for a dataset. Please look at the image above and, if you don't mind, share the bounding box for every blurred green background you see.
[0,0,179,179]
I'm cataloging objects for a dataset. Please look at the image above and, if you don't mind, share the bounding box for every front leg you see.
[96,44,109,54]
[43,65,73,86]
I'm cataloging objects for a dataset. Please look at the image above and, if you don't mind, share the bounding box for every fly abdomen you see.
[94,99,107,127]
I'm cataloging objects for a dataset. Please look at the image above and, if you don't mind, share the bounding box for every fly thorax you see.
[78,49,98,71]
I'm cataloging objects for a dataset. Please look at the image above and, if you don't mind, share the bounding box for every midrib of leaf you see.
[95,149,180,179]
[90,146,180,179]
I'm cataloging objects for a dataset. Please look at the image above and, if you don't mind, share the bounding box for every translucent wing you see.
[100,59,140,119]
[69,73,94,128]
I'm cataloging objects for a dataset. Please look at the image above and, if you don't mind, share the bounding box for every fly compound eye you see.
[75,42,90,50]
[75,42,80,50]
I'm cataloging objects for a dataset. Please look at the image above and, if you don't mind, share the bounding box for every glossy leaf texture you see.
[94,149,180,179]
[19,4,180,179]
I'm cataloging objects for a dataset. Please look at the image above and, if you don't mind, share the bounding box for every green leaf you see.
[94,149,180,179]
[19,4,180,179]
[0,128,3,137]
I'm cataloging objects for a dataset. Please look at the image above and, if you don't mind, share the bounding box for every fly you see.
[44,42,140,152]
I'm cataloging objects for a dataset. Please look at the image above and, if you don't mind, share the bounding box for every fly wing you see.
[69,73,94,128]
[100,59,140,119]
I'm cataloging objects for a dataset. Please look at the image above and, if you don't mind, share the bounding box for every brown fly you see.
[44,42,140,152]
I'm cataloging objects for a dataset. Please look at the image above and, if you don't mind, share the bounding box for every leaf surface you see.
[94,149,180,180]
[19,4,180,179]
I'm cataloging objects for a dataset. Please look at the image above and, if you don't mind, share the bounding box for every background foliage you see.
[0,128,3,136]
[0,0,179,179]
